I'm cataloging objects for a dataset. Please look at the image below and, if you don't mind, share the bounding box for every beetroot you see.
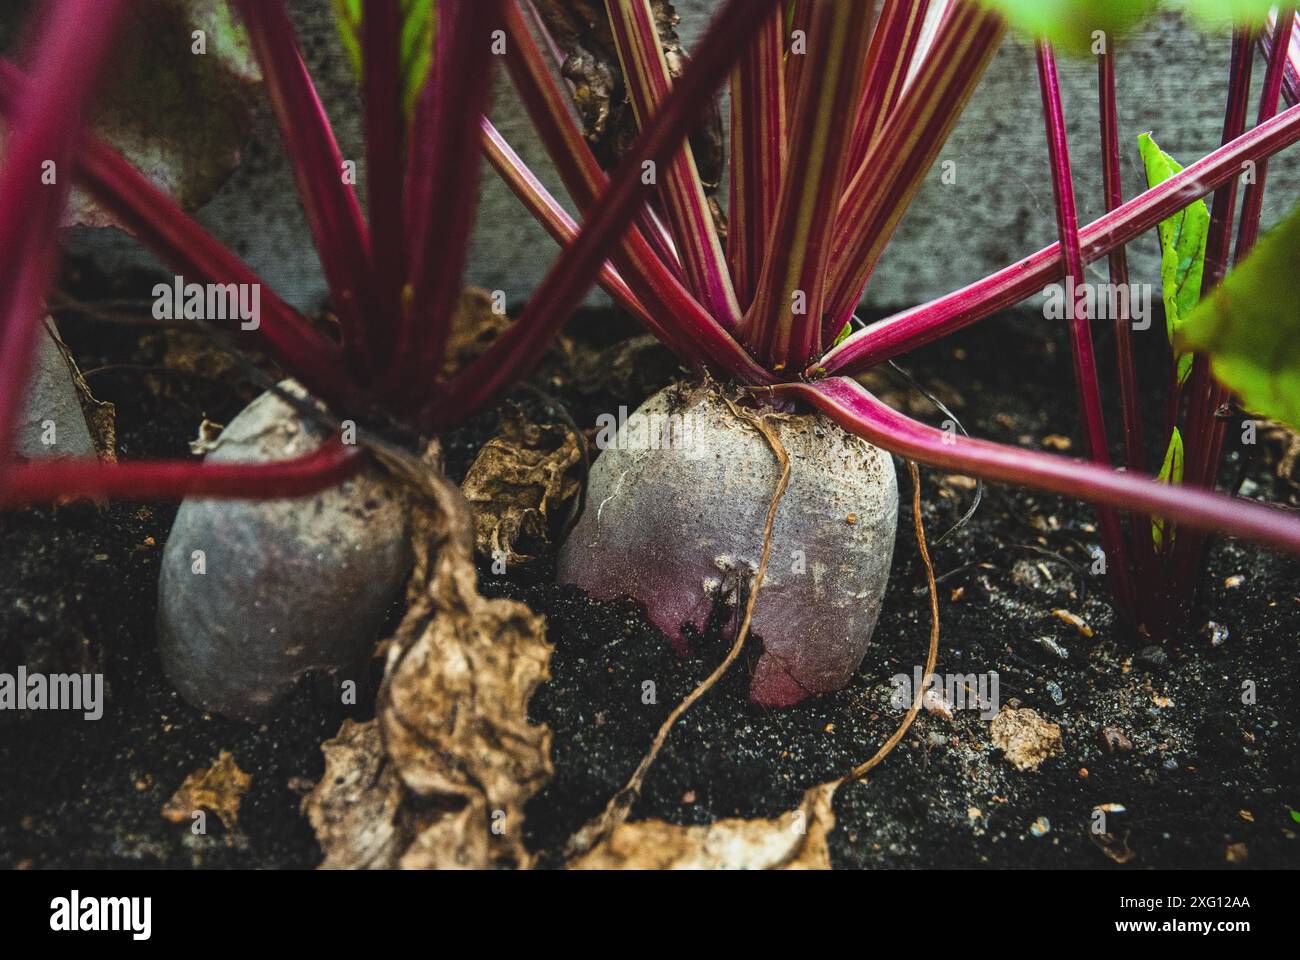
[557,383,898,706]
[157,384,411,721]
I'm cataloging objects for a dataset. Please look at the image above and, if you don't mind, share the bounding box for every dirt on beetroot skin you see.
[1,261,1297,869]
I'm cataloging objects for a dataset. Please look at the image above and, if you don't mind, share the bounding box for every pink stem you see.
[823,1,1004,335]
[394,0,504,403]
[605,0,740,326]
[1258,8,1300,106]
[845,0,933,177]
[1098,44,1143,477]
[727,3,786,309]
[481,121,773,379]
[817,102,1300,376]
[0,441,359,506]
[1170,28,1258,600]
[1235,10,1294,260]
[364,0,406,361]
[511,0,683,279]
[777,377,1300,558]
[1169,14,1296,610]
[784,0,814,116]
[425,0,781,428]
[1036,40,1134,609]
[237,0,379,377]
[479,120,650,327]
[1200,29,1256,299]
[741,0,878,371]
[0,61,359,411]
[0,0,129,462]
[497,2,764,381]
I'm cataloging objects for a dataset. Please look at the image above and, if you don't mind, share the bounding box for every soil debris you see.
[1051,608,1093,637]
[160,750,250,831]
[990,707,1063,771]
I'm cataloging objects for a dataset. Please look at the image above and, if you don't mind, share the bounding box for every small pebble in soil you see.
[1045,680,1066,705]
[1051,608,1092,637]
[1201,621,1229,647]
[1224,574,1245,589]
[1032,636,1070,660]
[1137,645,1169,670]
[1098,725,1134,754]
[1030,816,1051,837]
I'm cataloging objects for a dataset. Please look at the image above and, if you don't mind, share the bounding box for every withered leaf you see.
[1259,419,1300,486]
[46,321,115,462]
[567,334,680,402]
[161,749,251,831]
[531,0,724,194]
[440,288,513,379]
[570,782,836,870]
[303,719,409,869]
[306,461,553,870]
[462,404,582,564]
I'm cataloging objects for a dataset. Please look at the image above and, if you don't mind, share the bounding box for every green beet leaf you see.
[1151,427,1184,553]
[1139,132,1209,386]
[1179,202,1300,429]
[334,0,435,119]
[980,0,1157,53]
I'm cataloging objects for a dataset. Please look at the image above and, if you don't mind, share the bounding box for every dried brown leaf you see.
[305,458,553,870]
[531,0,724,194]
[440,288,513,379]
[1259,419,1300,486]
[567,334,680,402]
[304,719,408,869]
[161,749,250,830]
[462,405,581,564]
[570,782,836,870]
[44,319,116,462]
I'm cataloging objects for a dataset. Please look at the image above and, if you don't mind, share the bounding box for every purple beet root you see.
[557,382,898,707]
[157,383,411,721]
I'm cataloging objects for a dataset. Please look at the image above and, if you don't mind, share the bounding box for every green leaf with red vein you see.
[1151,427,1183,552]
[1138,132,1208,386]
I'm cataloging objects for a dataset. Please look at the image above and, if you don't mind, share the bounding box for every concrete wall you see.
[68,2,1300,317]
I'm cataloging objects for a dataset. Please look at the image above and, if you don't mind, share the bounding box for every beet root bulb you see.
[157,384,410,721]
[557,383,898,707]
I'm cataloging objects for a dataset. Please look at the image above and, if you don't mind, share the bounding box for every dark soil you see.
[2,261,1297,868]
